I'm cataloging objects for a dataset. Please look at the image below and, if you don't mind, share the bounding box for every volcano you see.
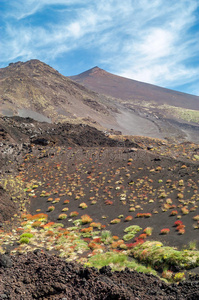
[70,66,199,110]
[0,60,199,142]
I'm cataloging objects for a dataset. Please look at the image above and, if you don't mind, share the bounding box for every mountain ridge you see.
[70,66,199,110]
[0,59,199,142]
[0,59,118,128]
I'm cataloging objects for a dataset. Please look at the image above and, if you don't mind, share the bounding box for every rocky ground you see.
[1,116,199,299]
[1,250,199,300]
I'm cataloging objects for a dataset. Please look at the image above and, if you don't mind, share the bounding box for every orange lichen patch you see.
[136,213,152,218]
[31,213,48,221]
[131,238,145,247]
[90,222,102,229]
[174,220,183,227]
[47,198,54,202]
[124,216,133,222]
[53,198,60,203]
[111,240,124,249]
[138,233,147,239]
[80,227,93,233]
[81,214,93,224]
[190,207,197,212]
[32,221,42,228]
[48,206,55,212]
[110,218,121,224]
[170,210,178,216]
[160,228,170,234]
[176,224,185,231]
[21,221,28,227]
[88,242,103,250]
[162,203,171,210]
[93,237,102,243]
[42,222,55,229]
[21,213,27,219]
[59,193,66,197]
[63,230,70,235]
[45,230,54,236]
[69,211,79,217]
[58,213,67,220]
[178,228,185,234]
[79,202,88,209]
[63,200,70,204]
[62,207,69,212]
[181,207,189,215]
[104,200,113,205]
[21,213,32,220]
[193,215,199,221]
[55,233,63,239]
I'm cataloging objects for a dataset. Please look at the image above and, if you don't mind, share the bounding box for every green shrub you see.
[101,230,112,243]
[88,252,128,269]
[131,241,199,270]
[48,206,55,212]
[20,232,33,239]
[124,225,142,234]
[73,219,83,226]
[52,223,64,228]
[123,232,137,241]
[143,227,153,236]
[87,251,157,276]
[173,272,185,282]
[58,213,67,220]
[188,240,197,250]
[110,218,121,224]
[19,237,30,244]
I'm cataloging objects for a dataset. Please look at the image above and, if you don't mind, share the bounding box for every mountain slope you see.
[70,67,199,110]
[0,60,199,142]
[0,60,117,127]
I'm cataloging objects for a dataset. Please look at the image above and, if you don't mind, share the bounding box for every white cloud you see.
[138,29,174,59]
[101,0,199,94]
[5,0,89,20]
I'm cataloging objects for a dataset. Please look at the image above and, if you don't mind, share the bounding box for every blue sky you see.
[0,0,199,96]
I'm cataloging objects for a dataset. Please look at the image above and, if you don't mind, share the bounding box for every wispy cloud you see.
[3,0,88,20]
[98,1,199,93]
[0,0,198,95]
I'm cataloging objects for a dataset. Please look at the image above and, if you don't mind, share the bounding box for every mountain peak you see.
[8,59,42,68]
[91,66,100,70]
[70,66,107,80]
[5,59,61,78]
[89,66,107,75]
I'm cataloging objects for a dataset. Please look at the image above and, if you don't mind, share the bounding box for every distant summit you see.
[70,67,199,110]
[70,66,107,80]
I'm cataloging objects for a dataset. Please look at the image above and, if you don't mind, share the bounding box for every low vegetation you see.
[1,138,199,284]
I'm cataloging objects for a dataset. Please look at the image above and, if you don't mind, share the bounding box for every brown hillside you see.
[0,60,117,127]
[1,60,199,142]
[70,66,199,110]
